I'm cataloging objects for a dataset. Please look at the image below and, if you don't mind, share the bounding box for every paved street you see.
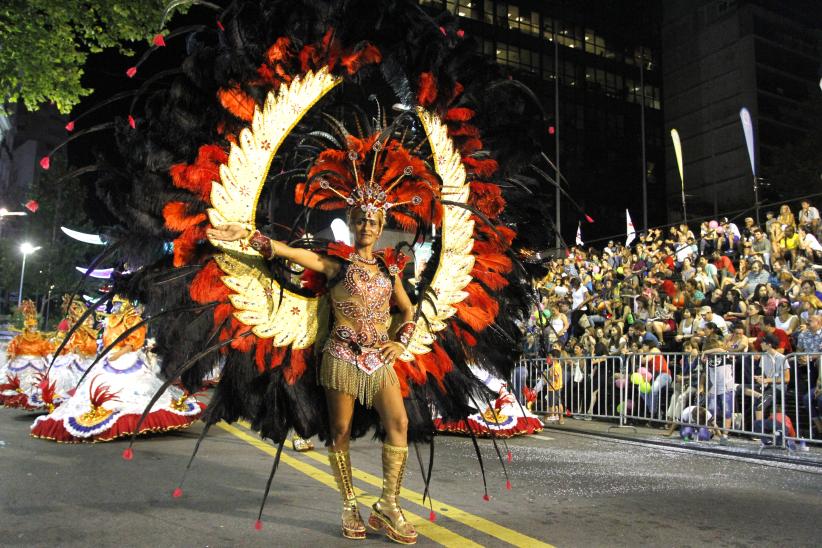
[1,406,821,547]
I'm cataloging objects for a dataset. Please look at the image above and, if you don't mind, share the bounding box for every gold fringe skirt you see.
[319,352,398,409]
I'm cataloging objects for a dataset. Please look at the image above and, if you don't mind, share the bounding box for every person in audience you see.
[798,226,822,261]
[798,200,820,233]
[778,225,801,266]
[753,316,792,353]
[774,299,800,336]
[521,205,820,445]
[703,337,733,445]
[699,306,729,337]
[725,323,750,353]
[750,230,771,266]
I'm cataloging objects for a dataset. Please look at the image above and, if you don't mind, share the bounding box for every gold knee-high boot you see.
[328,449,366,539]
[368,444,418,545]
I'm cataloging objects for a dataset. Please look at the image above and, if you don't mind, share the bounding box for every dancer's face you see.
[349,208,383,247]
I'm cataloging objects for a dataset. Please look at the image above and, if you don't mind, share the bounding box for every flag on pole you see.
[575,222,584,246]
[626,209,636,246]
[670,128,687,221]
[740,107,756,177]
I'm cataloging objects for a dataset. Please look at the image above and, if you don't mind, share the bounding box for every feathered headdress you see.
[296,133,441,231]
[20,299,37,329]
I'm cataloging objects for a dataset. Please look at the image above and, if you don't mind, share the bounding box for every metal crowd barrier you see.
[515,351,822,449]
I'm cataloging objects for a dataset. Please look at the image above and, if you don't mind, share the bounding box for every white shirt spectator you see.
[675,241,696,263]
[571,285,589,311]
[706,353,734,395]
[699,311,729,336]
[802,232,822,253]
[798,205,820,226]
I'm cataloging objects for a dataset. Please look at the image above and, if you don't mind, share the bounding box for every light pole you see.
[18,242,41,308]
[552,24,561,254]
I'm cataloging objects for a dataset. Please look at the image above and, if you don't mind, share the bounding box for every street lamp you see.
[0,207,27,239]
[0,208,27,217]
[18,242,42,308]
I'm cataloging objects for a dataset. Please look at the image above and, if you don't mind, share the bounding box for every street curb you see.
[540,423,822,470]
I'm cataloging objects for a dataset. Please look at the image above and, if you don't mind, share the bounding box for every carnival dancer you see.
[435,365,543,438]
[30,296,204,442]
[0,300,52,409]
[26,296,100,410]
[208,204,418,543]
[53,0,553,539]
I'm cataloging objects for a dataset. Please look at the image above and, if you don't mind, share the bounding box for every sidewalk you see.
[539,414,822,467]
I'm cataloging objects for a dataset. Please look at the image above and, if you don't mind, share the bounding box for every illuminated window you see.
[495,42,539,74]
[447,0,480,20]
[584,29,606,56]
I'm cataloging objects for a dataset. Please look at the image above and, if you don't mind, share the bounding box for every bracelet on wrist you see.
[248,230,275,260]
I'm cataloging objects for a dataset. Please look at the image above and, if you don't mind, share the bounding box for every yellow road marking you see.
[533,435,555,442]
[234,421,554,548]
[217,422,481,548]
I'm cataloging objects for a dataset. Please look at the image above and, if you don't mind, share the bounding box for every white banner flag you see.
[575,222,584,246]
[740,107,756,177]
[626,209,636,246]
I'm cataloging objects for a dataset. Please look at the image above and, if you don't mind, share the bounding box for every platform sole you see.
[368,513,417,545]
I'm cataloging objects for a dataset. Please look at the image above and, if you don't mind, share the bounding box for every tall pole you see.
[753,176,760,226]
[17,253,27,308]
[640,55,648,231]
[553,25,561,253]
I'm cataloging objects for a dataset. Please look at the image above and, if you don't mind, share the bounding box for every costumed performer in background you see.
[208,201,418,544]
[0,300,51,409]
[26,295,100,410]
[31,296,204,442]
[435,364,543,438]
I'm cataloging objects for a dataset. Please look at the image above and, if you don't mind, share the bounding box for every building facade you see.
[662,0,822,222]
[421,0,665,245]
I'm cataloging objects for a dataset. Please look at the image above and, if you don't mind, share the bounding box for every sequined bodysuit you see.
[324,261,393,375]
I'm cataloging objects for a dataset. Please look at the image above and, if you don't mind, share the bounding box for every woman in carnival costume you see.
[31,296,204,442]
[25,295,101,410]
[210,201,417,541]
[51,0,557,542]
[0,300,51,409]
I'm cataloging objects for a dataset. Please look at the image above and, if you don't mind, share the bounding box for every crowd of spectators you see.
[515,200,822,446]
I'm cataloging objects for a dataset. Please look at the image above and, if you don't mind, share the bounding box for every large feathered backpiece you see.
[62,0,552,513]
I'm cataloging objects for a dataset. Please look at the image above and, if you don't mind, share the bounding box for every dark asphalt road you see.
[1,406,821,547]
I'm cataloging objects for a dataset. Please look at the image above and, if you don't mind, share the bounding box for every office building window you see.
[626,45,657,70]
[541,53,556,80]
[560,59,579,86]
[491,3,539,36]
[447,0,481,20]
[495,42,539,74]
[584,29,606,56]
[542,17,584,50]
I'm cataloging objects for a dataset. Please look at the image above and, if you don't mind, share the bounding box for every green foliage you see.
[0,0,179,114]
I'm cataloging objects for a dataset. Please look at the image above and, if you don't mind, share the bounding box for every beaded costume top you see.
[320,244,405,376]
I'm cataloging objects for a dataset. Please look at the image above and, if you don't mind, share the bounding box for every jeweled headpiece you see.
[296,133,441,230]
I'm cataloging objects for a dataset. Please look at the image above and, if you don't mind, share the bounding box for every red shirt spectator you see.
[754,327,792,353]
[646,351,669,375]
[714,255,736,276]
